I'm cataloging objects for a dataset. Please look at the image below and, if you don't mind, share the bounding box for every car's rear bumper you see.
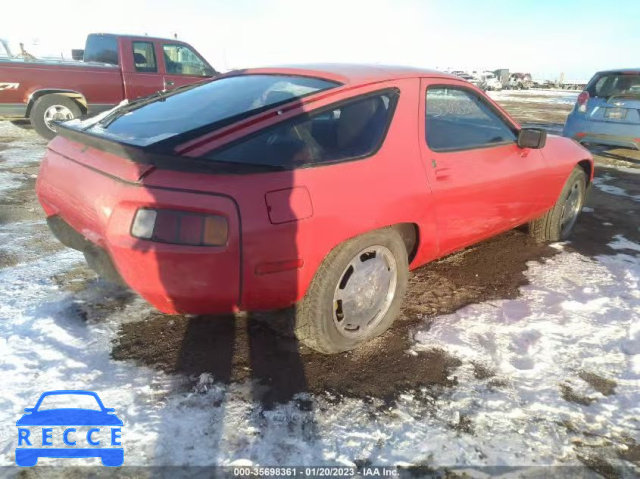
[47,216,126,286]
[44,214,241,315]
[563,113,640,150]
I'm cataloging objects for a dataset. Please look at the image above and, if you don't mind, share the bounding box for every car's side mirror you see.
[104,408,116,413]
[517,128,547,149]
[24,408,34,413]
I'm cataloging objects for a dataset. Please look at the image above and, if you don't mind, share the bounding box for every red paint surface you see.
[265,187,314,225]
[36,65,594,314]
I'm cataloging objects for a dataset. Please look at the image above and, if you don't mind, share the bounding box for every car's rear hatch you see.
[583,71,640,129]
[586,96,640,126]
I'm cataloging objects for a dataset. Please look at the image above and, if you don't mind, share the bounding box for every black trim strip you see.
[56,124,285,174]
[0,103,27,118]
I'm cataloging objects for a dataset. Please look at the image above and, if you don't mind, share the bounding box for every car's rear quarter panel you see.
[37,139,241,314]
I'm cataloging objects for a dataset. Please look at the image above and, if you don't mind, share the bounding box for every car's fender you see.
[539,135,594,205]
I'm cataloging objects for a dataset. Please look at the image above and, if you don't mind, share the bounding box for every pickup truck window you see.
[163,44,207,76]
[84,34,119,65]
[85,74,341,147]
[133,41,157,73]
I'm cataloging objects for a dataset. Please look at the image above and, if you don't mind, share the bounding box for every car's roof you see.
[231,63,458,86]
[91,32,189,43]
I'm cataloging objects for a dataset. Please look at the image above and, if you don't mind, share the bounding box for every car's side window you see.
[163,44,208,76]
[206,90,399,168]
[132,41,157,73]
[425,86,517,152]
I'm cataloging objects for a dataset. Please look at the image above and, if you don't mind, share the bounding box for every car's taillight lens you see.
[131,209,228,246]
[577,91,589,112]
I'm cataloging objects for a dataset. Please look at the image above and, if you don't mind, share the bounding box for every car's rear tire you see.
[529,166,587,242]
[30,94,82,140]
[295,227,409,354]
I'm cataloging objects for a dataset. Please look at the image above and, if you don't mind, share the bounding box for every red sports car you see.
[36,64,593,353]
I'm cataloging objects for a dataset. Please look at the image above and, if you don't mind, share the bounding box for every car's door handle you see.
[165,80,175,87]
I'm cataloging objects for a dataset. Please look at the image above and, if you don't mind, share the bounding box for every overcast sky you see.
[2,0,637,80]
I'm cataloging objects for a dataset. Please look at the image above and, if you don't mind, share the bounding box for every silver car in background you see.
[563,69,640,150]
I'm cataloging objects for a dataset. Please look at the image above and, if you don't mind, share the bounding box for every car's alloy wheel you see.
[30,94,82,140]
[43,105,75,131]
[295,227,409,354]
[332,245,398,338]
[529,166,587,242]
[560,181,582,237]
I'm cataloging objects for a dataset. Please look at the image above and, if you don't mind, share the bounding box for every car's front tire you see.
[295,228,409,354]
[529,166,587,241]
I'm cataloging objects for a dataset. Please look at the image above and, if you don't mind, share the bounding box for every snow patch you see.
[609,235,640,253]
[2,247,638,468]
[593,175,640,202]
[488,89,579,106]
[412,251,640,467]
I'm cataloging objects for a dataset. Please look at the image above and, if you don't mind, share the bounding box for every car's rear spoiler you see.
[55,124,284,174]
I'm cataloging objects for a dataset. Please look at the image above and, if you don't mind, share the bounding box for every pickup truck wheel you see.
[529,166,587,242]
[30,94,82,140]
[295,228,408,354]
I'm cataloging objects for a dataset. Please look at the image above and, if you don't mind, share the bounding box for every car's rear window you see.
[207,90,398,169]
[82,74,340,147]
[83,34,119,65]
[586,72,640,99]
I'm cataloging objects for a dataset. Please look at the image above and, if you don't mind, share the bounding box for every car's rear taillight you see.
[577,91,589,112]
[131,209,228,246]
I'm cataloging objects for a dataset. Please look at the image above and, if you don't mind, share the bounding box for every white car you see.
[482,73,503,91]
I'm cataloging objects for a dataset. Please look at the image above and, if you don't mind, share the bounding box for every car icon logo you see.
[15,390,123,467]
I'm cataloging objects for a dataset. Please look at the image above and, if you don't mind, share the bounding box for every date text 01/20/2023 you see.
[232,467,399,476]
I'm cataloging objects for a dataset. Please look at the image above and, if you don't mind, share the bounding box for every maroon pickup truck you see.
[0,33,216,138]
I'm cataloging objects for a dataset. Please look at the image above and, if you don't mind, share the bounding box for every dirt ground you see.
[1,93,639,475]
[110,97,640,409]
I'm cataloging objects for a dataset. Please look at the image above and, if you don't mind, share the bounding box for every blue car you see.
[563,69,640,150]
[15,390,123,467]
